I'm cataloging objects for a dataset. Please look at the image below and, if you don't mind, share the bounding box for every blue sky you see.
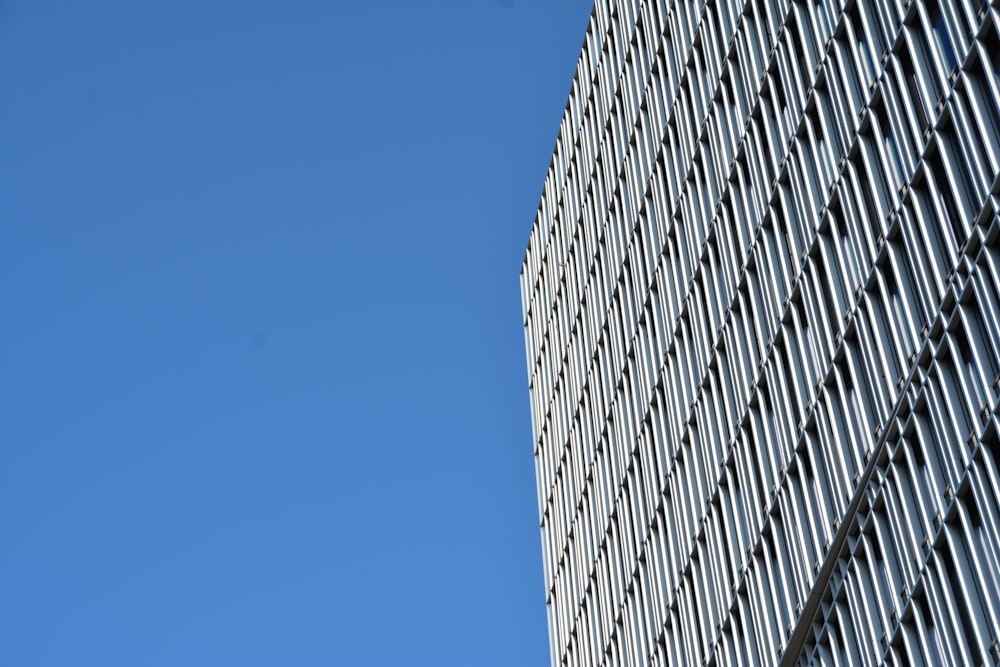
[0,2,591,665]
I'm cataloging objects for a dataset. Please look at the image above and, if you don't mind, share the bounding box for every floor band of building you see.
[521,0,1000,665]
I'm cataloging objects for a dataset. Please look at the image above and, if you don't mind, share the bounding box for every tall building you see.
[520,0,1000,665]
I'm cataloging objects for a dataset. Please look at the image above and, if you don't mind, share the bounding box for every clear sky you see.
[0,2,591,665]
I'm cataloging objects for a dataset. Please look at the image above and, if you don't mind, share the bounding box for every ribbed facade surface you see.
[519,0,1000,665]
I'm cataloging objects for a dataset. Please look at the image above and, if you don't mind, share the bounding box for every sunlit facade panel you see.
[520,0,1000,665]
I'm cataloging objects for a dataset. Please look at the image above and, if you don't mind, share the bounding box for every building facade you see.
[519,0,1000,665]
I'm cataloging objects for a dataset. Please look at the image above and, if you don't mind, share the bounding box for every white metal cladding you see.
[520,0,1000,665]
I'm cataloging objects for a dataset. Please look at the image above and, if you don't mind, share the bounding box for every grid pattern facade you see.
[519,0,1000,665]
